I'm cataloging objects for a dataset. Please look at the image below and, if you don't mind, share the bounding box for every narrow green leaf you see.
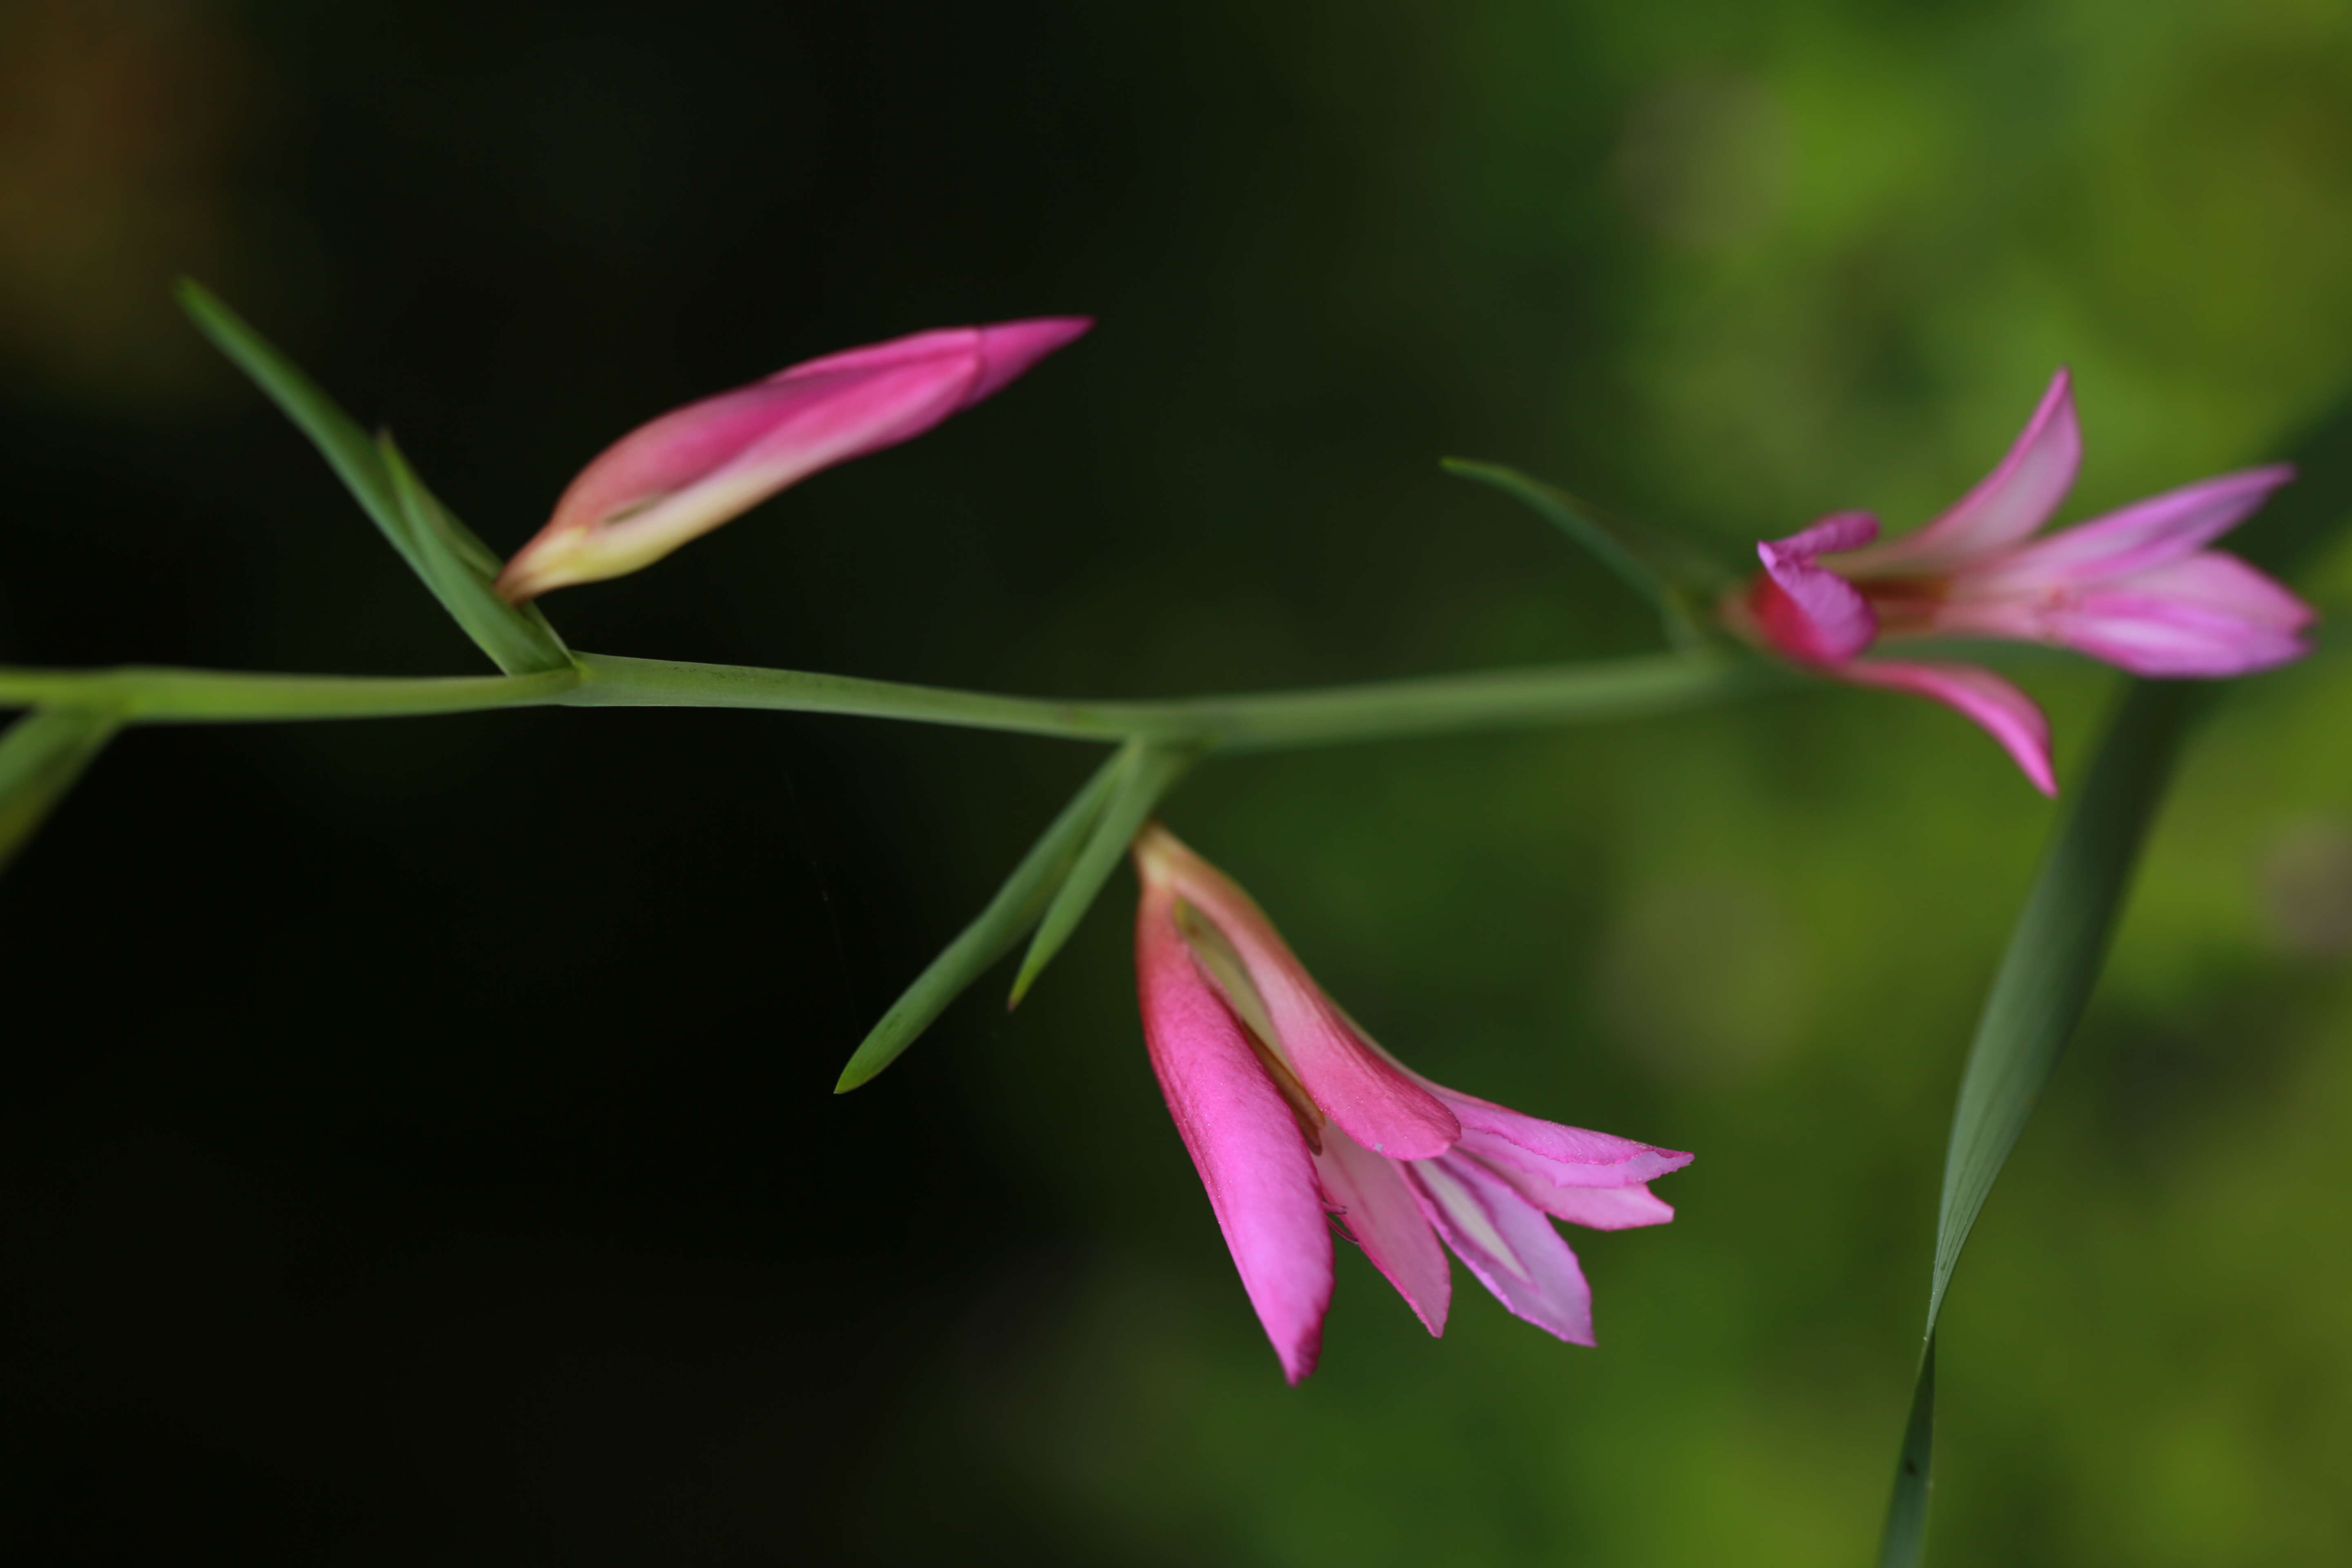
[1872,681,2195,1567]
[179,281,571,675]
[1442,458,1721,647]
[834,751,1127,1092]
[1878,1339,1937,1568]
[0,708,121,873]
[176,279,420,574]
[378,436,574,675]
[1009,739,1200,1005]
[1927,680,2196,1329]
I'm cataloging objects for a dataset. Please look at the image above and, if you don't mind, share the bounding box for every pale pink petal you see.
[1756,517,1879,662]
[1136,879,1333,1383]
[1528,1183,1677,1230]
[1839,370,2081,575]
[1977,465,2294,586]
[2051,552,2316,677]
[1407,1153,1595,1346]
[1435,1094,1692,1188]
[1135,829,1461,1160]
[497,318,1090,601]
[1836,660,2058,797]
[1314,1126,1451,1335]
[1477,1156,1677,1229]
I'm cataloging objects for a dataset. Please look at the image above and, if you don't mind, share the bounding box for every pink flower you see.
[496,317,1092,601]
[1132,824,1692,1383]
[1728,370,2313,795]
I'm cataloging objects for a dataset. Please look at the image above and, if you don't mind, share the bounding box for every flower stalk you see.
[0,648,1778,748]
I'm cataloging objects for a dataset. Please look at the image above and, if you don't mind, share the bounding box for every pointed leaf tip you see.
[831,750,1127,1092]
[0,708,121,875]
[176,283,572,676]
[1442,458,1719,646]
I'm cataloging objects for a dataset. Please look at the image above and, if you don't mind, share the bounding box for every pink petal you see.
[1979,465,2294,586]
[1835,659,2057,796]
[1754,512,1881,661]
[1753,554,1877,662]
[779,318,1094,409]
[1432,1090,1692,1188]
[497,318,1091,601]
[1136,829,1461,1160]
[2051,551,2316,677]
[1477,1156,1678,1229]
[1528,1183,1677,1230]
[1407,1153,1595,1346]
[1767,510,1882,560]
[1136,878,1333,1383]
[1314,1126,1451,1335]
[1839,369,2081,575]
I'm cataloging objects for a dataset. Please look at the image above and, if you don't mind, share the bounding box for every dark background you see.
[5,2,2352,1563]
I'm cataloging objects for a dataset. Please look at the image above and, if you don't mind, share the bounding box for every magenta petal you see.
[1408,1154,1595,1346]
[1432,1090,1693,1187]
[1843,369,2081,574]
[1137,880,1333,1383]
[1987,465,2296,584]
[1837,659,2057,796]
[1314,1126,1451,1336]
[1136,831,1461,1160]
[1755,546,1878,662]
[2052,551,2316,677]
[966,318,1096,405]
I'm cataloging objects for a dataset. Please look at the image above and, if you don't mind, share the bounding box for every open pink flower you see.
[1132,824,1691,1383]
[1728,370,2313,795]
[496,317,1092,601]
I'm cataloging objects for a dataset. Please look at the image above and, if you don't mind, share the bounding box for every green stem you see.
[0,664,585,720]
[0,648,1782,752]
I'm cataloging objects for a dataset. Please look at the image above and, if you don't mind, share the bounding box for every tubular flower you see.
[495,317,1092,601]
[1131,824,1692,1383]
[1728,370,2313,795]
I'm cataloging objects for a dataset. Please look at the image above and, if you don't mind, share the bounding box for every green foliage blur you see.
[4,0,2350,1563]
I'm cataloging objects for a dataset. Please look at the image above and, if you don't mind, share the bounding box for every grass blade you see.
[1009,739,1200,1006]
[0,709,122,873]
[1441,458,1719,646]
[379,436,574,675]
[835,751,1127,1092]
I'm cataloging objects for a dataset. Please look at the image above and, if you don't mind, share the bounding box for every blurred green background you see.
[3,0,2350,1563]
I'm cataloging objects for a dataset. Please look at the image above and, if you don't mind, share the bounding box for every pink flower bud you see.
[496,317,1092,602]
